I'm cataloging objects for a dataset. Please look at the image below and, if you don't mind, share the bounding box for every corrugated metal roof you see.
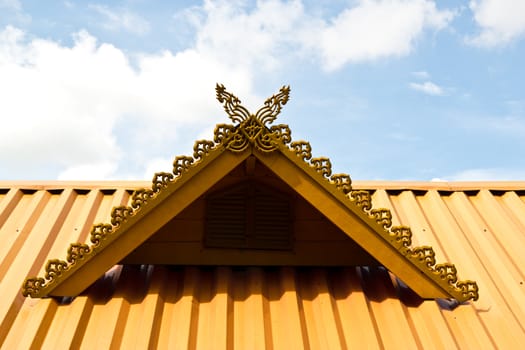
[1,181,524,349]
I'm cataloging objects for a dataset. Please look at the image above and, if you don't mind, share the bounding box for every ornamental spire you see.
[213,84,292,153]
[216,84,290,126]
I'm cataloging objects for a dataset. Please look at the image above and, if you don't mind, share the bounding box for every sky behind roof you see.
[0,0,524,181]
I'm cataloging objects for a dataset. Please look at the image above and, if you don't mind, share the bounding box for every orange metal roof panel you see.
[1,182,525,348]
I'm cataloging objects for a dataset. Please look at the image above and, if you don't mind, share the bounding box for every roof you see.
[1,85,524,348]
[1,181,525,348]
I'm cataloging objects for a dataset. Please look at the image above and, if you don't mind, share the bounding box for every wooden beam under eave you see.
[48,149,251,297]
[255,149,450,299]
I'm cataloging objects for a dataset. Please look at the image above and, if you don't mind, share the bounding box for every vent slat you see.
[206,181,292,250]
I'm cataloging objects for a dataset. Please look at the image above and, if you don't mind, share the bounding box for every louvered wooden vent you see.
[205,181,292,250]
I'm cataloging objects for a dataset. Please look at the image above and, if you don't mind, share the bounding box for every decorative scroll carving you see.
[173,156,194,177]
[131,188,155,209]
[67,243,91,263]
[111,206,134,227]
[270,124,292,145]
[45,260,68,280]
[280,135,479,301]
[214,124,235,144]
[390,226,412,249]
[21,83,479,302]
[223,128,249,152]
[256,133,277,153]
[152,172,175,193]
[370,208,392,230]
[310,157,332,178]
[405,246,478,300]
[90,223,113,246]
[411,246,436,268]
[281,133,479,302]
[22,277,45,298]
[330,174,352,194]
[290,141,312,161]
[243,118,264,139]
[349,190,371,210]
[193,140,215,161]
[456,281,479,301]
[435,263,458,285]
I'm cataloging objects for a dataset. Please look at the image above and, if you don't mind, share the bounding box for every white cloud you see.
[186,0,318,71]
[412,70,430,79]
[57,162,118,180]
[467,0,525,47]
[89,4,151,35]
[319,0,455,70]
[0,28,122,176]
[181,0,455,72]
[0,1,459,179]
[0,26,254,179]
[409,81,444,95]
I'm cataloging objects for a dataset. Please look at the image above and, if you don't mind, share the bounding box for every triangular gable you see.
[22,85,479,302]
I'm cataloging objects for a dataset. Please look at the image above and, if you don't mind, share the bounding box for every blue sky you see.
[0,0,524,181]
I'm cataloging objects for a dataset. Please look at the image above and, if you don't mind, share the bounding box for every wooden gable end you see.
[22,84,478,302]
[123,158,378,266]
